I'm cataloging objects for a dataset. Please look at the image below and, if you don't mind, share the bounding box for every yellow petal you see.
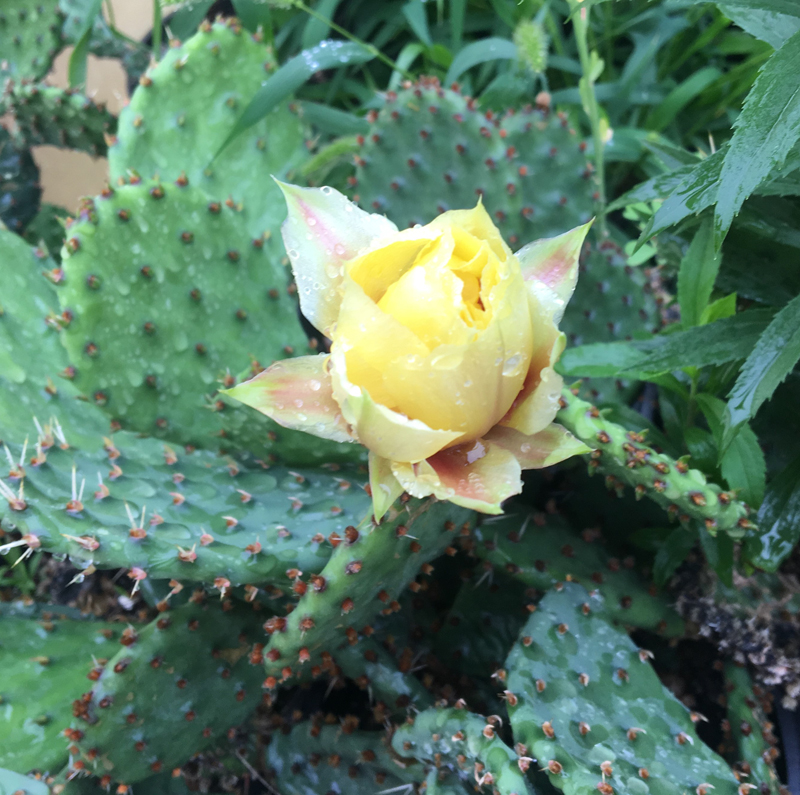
[379,254,533,441]
[378,238,472,349]
[334,272,429,409]
[427,200,512,263]
[391,439,522,514]
[329,349,460,462]
[368,452,404,522]
[347,226,443,303]
[223,355,353,443]
[277,181,397,335]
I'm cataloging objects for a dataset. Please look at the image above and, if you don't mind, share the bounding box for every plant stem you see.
[569,0,607,237]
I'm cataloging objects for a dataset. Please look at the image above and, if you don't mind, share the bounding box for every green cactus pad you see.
[56,181,302,439]
[434,571,532,679]
[261,498,475,685]
[392,706,536,795]
[6,83,114,157]
[0,227,100,446]
[0,768,49,795]
[65,598,265,784]
[474,510,684,635]
[564,237,661,405]
[333,637,434,715]
[504,581,741,795]
[2,424,369,588]
[0,128,41,233]
[0,615,120,774]
[557,389,754,536]
[0,228,371,587]
[352,79,594,245]
[0,0,62,83]
[723,664,782,795]
[266,723,419,794]
[108,19,307,241]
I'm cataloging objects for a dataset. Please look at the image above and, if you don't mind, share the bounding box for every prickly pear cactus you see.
[108,19,307,241]
[56,181,310,444]
[0,0,63,83]
[723,664,782,795]
[564,237,661,405]
[267,723,420,794]
[351,79,594,245]
[473,510,684,634]
[260,498,475,687]
[0,227,370,585]
[392,707,536,795]
[64,598,265,784]
[504,582,741,795]
[5,83,114,157]
[0,614,120,773]
[557,389,755,536]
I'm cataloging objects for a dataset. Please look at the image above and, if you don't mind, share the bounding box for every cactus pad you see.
[563,237,661,405]
[723,664,782,795]
[352,79,594,245]
[350,81,657,404]
[267,723,419,794]
[0,615,119,774]
[6,83,114,157]
[474,510,684,635]
[504,582,741,795]
[2,423,369,588]
[65,598,265,784]
[392,706,536,795]
[56,180,309,445]
[261,498,475,686]
[557,390,754,537]
[108,19,307,241]
[0,0,62,83]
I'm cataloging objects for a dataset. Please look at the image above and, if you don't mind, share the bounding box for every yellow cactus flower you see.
[225,182,592,518]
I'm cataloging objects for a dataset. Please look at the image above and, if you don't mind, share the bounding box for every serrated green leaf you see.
[560,310,774,380]
[745,453,800,570]
[627,310,774,375]
[713,0,800,19]
[678,219,722,328]
[723,293,800,449]
[558,341,648,378]
[700,293,737,324]
[642,149,724,242]
[714,29,800,244]
[719,2,800,47]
